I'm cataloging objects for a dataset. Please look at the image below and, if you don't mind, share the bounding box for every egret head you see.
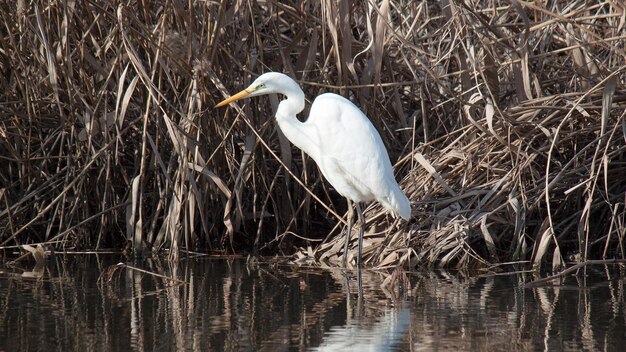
[215,72,302,107]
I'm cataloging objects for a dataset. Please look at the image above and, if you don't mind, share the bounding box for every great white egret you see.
[216,72,410,267]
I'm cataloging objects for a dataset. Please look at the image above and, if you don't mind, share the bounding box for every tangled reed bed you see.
[0,1,625,269]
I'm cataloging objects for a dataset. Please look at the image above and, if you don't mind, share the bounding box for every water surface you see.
[1,255,624,351]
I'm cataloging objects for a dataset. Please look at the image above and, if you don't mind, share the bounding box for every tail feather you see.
[381,185,411,220]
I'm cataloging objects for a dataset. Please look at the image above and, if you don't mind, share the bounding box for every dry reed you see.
[0,0,624,269]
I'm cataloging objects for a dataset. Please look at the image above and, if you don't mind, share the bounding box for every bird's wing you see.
[305,93,396,203]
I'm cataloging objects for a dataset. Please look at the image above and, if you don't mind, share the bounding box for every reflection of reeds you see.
[404,267,626,350]
[0,1,624,268]
[2,257,625,350]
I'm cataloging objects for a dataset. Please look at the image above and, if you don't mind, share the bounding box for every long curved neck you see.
[276,85,305,117]
[274,87,317,156]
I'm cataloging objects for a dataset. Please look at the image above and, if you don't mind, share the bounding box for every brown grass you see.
[0,1,625,269]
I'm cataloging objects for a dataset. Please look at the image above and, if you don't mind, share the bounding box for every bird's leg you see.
[356,267,364,306]
[342,199,354,268]
[355,202,365,268]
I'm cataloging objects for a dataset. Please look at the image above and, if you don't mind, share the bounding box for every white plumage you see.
[217,72,410,267]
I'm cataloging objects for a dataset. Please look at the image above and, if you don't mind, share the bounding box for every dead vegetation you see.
[0,1,625,269]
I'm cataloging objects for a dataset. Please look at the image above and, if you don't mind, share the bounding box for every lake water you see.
[1,255,624,351]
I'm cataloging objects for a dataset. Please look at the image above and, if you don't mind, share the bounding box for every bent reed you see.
[1,1,624,269]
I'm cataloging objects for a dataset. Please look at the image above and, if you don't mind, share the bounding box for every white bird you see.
[216,72,410,267]
[313,307,410,351]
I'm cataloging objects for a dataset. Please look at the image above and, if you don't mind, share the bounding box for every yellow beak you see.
[215,88,253,108]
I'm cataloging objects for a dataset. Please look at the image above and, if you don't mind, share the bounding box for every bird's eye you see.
[256,84,265,90]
